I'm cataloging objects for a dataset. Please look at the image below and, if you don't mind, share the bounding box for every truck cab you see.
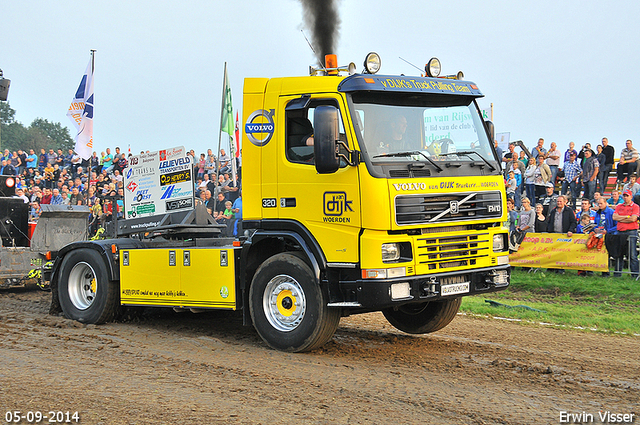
[237,55,509,349]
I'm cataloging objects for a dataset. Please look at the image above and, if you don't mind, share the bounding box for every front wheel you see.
[249,253,340,352]
[58,248,119,324]
[382,298,461,334]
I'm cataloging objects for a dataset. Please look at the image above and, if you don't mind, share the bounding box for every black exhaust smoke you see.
[300,0,341,66]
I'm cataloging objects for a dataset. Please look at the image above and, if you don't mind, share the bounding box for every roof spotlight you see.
[425,58,441,78]
[364,52,381,74]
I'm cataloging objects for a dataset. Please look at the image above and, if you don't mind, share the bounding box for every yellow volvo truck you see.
[49,53,510,352]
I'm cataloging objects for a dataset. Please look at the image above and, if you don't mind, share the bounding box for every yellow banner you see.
[509,232,608,271]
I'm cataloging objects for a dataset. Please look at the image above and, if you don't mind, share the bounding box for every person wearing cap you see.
[582,148,600,201]
[612,190,640,277]
[538,182,558,216]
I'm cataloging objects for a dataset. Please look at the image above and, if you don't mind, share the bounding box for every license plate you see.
[441,282,470,296]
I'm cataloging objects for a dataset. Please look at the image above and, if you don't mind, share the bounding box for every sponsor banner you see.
[166,197,193,211]
[509,232,608,272]
[160,170,191,186]
[123,146,194,219]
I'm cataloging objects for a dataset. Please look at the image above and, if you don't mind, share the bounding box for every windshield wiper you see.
[438,151,496,171]
[373,151,443,172]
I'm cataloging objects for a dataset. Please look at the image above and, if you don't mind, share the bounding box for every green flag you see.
[221,65,233,137]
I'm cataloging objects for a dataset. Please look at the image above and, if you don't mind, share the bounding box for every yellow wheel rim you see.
[264,274,307,332]
[276,289,296,317]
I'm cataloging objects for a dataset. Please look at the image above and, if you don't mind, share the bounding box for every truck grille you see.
[395,191,502,225]
[416,233,490,270]
[389,169,431,178]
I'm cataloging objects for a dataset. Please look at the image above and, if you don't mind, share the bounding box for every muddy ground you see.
[0,288,637,425]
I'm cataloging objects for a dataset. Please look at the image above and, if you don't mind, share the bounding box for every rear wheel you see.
[249,253,340,352]
[382,298,461,334]
[58,248,118,324]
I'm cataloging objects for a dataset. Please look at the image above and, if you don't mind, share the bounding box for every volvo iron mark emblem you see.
[450,200,459,214]
[245,109,275,147]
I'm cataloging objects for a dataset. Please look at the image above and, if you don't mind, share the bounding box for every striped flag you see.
[67,54,94,160]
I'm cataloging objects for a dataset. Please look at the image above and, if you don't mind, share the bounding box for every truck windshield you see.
[349,93,497,170]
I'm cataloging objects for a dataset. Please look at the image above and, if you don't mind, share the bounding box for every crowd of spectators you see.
[503,137,640,278]
[0,147,242,238]
[500,137,637,206]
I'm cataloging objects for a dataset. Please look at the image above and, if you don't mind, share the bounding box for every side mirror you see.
[485,120,495,145]
[314,105,340,174]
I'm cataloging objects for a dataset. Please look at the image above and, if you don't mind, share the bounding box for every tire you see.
[58,248,119,324]
[249,253,340,352]
[382,298,462,334]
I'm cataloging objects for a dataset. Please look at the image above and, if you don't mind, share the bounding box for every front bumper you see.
[327,265,510,310]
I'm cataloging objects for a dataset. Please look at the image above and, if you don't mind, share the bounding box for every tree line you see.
[0,101,74,153]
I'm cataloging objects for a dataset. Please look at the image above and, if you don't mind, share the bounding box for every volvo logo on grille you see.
[392,182,427,191]
[450,201,459,214]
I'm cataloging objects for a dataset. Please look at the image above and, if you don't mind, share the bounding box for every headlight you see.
[364,52,381,74]
[493,234,505,252]
[425,57,441,77]
[381,243,400,262]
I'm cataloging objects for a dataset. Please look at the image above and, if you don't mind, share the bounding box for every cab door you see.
[276,95,361,264]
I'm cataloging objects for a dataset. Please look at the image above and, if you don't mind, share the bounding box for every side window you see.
[286,99,347,166]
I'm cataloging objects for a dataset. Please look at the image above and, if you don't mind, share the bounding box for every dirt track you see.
[0,288,637,425]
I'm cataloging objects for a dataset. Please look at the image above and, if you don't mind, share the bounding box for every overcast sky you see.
[2,0,639,157]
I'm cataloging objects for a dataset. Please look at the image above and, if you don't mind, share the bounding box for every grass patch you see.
[461,269,640,335]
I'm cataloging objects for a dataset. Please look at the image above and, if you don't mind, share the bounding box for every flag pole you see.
[90,49,96,158]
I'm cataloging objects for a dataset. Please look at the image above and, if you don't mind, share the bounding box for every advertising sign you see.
[509,232,608,271]
[123,146,194,220]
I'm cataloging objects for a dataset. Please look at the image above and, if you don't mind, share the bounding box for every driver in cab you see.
[378,115,412,154]
[391,115,408,146]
